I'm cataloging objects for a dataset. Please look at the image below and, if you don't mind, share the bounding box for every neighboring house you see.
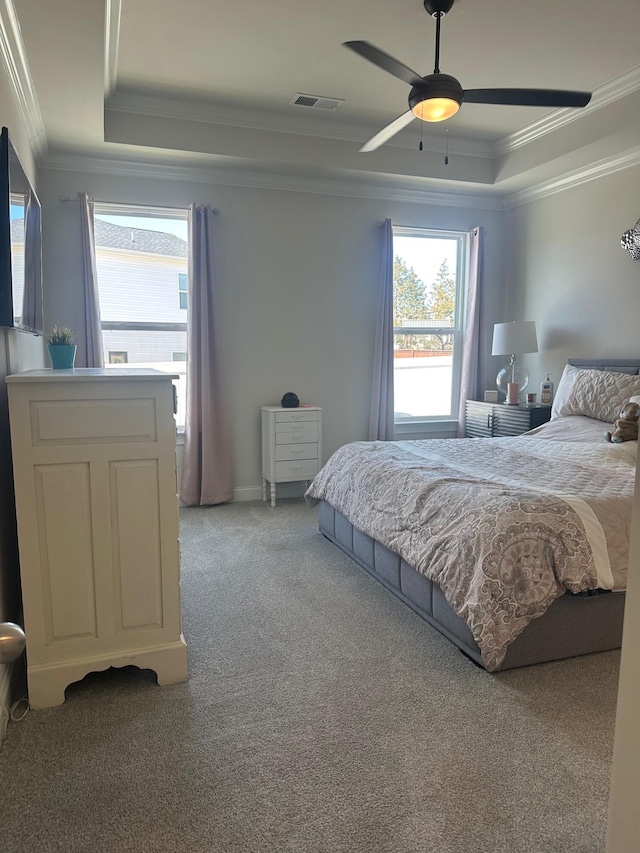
[94,218,188,365]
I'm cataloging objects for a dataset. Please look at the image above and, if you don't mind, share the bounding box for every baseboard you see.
[233,485,264,502]
[233,483,310,502]
[179,484,310,504]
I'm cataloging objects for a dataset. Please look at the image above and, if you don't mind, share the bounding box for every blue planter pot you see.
[48,344,77,369]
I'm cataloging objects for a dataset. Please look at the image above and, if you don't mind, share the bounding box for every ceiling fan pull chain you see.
[419,122,424,151]
[445,127,449,164]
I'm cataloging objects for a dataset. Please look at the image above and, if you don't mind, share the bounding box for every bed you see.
[306,359,640,670]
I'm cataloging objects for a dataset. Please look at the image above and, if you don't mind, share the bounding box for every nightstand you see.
[465,400,551,438]
[261,406,322,507]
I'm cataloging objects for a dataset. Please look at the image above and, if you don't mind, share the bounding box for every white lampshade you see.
[491,321,538,356]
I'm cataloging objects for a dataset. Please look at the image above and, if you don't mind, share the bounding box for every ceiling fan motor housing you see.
[423,0,455,17]
[409,73,464,116]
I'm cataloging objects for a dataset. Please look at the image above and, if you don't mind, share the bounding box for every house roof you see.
[11,216,187,258]
[94,219,187,258]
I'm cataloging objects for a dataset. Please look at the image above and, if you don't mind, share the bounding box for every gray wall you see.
[504,166,640,392]
[39,168,506,498]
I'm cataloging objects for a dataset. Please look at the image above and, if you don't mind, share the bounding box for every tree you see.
[393,255,428,349]
[425,258,456,350]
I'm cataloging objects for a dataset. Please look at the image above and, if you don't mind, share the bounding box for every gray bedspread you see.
[306,417,635,670]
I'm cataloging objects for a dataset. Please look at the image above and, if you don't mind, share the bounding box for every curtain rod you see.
[57,195,220,215]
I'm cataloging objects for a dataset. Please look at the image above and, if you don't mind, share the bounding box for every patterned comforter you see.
[305,417,635,670]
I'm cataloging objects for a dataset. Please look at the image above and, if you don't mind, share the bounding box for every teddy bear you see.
[604,400,640,443]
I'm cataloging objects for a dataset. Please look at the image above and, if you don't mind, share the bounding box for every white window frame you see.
[178,272,188,310]
[93,201,189,431]
[392,225,469,438]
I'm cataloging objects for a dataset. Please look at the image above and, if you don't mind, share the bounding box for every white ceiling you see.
[9,0,640,199]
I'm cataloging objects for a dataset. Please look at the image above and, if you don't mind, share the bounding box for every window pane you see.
[94,210,189,429]
[393,231,463,421]
[394,336,454,418]
[102,328,187,428]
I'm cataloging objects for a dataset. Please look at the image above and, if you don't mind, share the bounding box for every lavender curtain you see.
[20,188,42,332]
[368,218,395,441]
[77,192,104,367]
[180,204,234,506]
[456,226,484,436]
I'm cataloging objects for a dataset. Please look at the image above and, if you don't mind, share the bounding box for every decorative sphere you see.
[0,622,26,665]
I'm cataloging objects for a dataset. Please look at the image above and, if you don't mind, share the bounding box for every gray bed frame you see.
[317,359,638,670]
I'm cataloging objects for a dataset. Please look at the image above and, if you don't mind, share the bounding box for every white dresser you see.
[6,368,188,709]
[261,405,322,507]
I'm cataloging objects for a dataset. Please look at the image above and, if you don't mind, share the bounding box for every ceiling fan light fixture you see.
[411,96,459,122]
[409,74,463,123]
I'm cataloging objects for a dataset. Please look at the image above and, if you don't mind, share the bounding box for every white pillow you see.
[550,364,581,420]
[551,365,640,423]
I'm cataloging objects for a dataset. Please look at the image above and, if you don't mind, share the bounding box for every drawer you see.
[275,442,318,462]
[275,459,318,479]
[275,427,319,444]
[275,420,318,435]
[275,410,318,423]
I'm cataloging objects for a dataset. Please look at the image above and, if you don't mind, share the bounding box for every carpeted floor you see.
[0,499,620,853]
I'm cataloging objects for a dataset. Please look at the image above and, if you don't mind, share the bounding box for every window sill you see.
[394,419,458,440]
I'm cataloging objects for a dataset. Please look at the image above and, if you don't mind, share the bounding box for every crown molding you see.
[495,65,640,157]
[106,91,493,160]
[104,0,121,98]
[0,0,46,159]
[502,146,640,209]
[41,150,504,210]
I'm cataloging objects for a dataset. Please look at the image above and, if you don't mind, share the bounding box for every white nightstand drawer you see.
[275,442,318,462]
[275,427,318,444]
[275,410,318,423]
[276,459,318,479]
[275,420,318,435]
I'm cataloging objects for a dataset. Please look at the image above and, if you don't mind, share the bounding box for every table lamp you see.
[491,320,538,404]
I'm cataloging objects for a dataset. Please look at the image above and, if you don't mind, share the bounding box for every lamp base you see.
[496,362,530,400]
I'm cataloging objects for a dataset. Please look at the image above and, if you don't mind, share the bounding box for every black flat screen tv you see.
[0,126,43,335]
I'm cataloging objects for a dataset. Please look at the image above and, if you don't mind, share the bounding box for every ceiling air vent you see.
[289,93,344,111]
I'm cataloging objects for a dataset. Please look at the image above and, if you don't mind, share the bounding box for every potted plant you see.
[46,326,77,369]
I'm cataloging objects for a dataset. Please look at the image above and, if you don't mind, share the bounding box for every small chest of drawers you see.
[261,406,322,506]
[465,400,552,437]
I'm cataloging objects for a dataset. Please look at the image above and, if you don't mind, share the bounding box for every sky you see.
[394,235,458,289]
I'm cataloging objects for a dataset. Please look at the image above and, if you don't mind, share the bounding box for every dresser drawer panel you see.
[275,410,318,423]
[275,420,318,435]
[275,442,318,462]
[275,459,318,479]
[275,427,319,444]
[30,398,157,446]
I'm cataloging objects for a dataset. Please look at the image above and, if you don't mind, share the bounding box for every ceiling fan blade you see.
[343,41,424,88]
[359,110,416,153]
[463,88,591,108]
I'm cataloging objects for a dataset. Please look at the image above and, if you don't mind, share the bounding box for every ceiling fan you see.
[344,0,592,153]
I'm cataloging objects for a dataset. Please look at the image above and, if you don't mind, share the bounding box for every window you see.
[172,352,187,361]
[178,273,188,310]
[93,204,189,429]
[392,227,468,425]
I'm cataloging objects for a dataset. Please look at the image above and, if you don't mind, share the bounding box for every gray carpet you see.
[0,499,620,853]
